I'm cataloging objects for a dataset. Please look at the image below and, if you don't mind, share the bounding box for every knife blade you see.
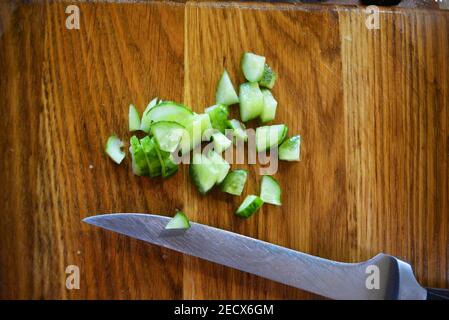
[83,213,429,300]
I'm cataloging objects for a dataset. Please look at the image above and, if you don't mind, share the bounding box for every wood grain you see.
[0,1,448,299]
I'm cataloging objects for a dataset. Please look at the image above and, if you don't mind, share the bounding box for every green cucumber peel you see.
[235,195,264,218]
[205,104,230,134]
[129,135,149,176]
[140,136,162,177]
[165,211,191,230]
[259,64,277,89]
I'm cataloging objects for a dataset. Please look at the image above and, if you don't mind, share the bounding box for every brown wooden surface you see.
[0,1,448,299]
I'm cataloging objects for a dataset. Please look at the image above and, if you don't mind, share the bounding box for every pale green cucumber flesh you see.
[105,135,126,164]
[140,136,162,177]
[235,195,264,218]
[140,98,159,132]
[220,169,248,196]
[180,113,212,155]
[151,121,185,153]
[212,132,232,153]
[205,104,230,133]
[142,101,194,129]
[207,151,230,184]
[260,175,281,206]
[165,211,191,230]
[279,135,301,161]
[260,89,277,124]
[227,119,248,142]
[241,52,266,82]
[128,104,141,132]
[190,153,219,194]
[259,64,277,89]
[255,124,288,152]
[129,135,149,176]
[239,82,264,122]
[216,70,239,105]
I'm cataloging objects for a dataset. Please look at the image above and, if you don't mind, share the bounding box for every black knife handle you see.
[427,288,449,300]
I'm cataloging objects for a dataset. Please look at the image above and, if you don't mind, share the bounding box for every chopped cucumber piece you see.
[208,151,230,184]
[190,153,219,194]
[140,98,159,132]
[239,82,264,122]
[212,132,232,153]
[105,135,126,164]
[259,64,277,89]
[128,104,141,132]
[241,52,266,82]
[205,104,229,133]
[220,169,248,196]
[129,135,149,176]
[279,135,301,161]
[260,89,277,124]
[154,142,178,178]
[216,70,239,105]
[151,121,185,153]
[260,175,281,206]
[227,119,248,142]
[180,113,212,155]
[142,101,194,129]
[255,124,288,152]
[140,136,162,177]
[165,211,191,230]
[235,195,264,218]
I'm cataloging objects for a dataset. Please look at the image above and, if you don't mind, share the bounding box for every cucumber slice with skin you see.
[241,52,266,82]
[140,98,159,132]
[207,151,230,184]
[216,70,239,105]
[128,104,141,132]
[142,101,194,129]
[140,136,162,177]
[255,124,288,152]
[129,135,149,176]
[190,153,219,194]
[105,135,126,164]
[227,119,248,142]
[205,104,229,134]
[235,195,264,218]
[220,169,248,196]
[180,113,212,155]
[151,121,185,153]
[260,89,278,124]
[239,82,264,122]
[212,132,232,153]
[279,135,301,161]
[154,140,178,178]
[259,64,277,89]
[165,211,191,230]
[260,175,281,206]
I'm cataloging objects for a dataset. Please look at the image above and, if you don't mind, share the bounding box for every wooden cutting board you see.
[0,1,448,299]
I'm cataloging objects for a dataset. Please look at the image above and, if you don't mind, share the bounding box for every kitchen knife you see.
[83,213,448,300]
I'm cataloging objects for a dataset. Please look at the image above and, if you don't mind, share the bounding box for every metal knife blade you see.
[83,213,427,300]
